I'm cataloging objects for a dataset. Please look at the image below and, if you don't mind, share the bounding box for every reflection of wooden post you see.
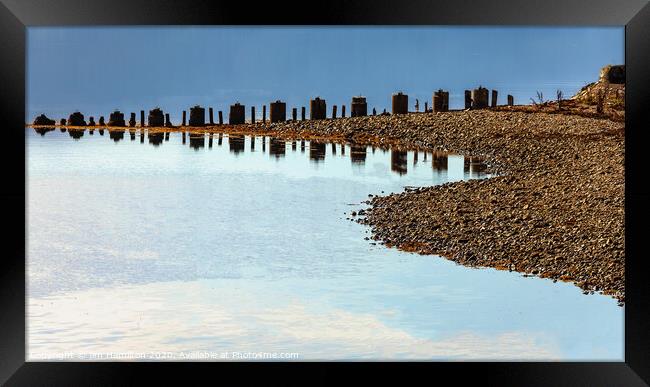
[182,111,186,126]
[182,131,186,143]
[342,105,346,118]
[262,105,266,123]
[491,90,498,107]
[218,111,223,125]
[251,106,256,124]
[332,105,337,119]
[292,108,297,121]
[140,110,145,127]
[507,95,514,106]
[209,108,214,124]
[301,106,306,121]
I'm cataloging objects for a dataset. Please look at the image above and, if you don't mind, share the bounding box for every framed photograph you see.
[2,0,649,385]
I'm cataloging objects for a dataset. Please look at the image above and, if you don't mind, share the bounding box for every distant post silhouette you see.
[332,105,337,119]
[262,105,267,123]
[218,111,223,125]
[251,106,256,124]
[182,111,186,126]
[292,107,297,121]
[209,108,214,125]
[342,105,346,117]
[507,94,514,106]
[140,110,145,127]
[301,106,306,121]
[491,90,498,107]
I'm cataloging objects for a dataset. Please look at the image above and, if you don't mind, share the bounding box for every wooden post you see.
[209,108,214,125]
[507,94,514,106]
[140,110,145,127]
[341,105,346,118]
[292,108,297,121]
[301,106,306,121]
[251,106,256,124]
[464,90,471,109]
[332,105,337,119]
[491,90,498,107]
[182,111,186,126]
[218,111,223,125]
[424,102,428,112]
[262,105,267,123]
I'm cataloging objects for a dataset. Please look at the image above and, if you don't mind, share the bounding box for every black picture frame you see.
[1,0,648,385]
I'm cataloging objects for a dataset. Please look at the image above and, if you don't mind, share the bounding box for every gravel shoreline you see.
[234,110,625,303]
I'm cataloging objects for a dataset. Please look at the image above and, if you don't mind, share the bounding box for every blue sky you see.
[27,26,623,123]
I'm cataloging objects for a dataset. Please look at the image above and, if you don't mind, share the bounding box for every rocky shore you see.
[235,110,624,303]
[34,108,625,302]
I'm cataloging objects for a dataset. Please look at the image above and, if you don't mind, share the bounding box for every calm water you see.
[27,128,623,360]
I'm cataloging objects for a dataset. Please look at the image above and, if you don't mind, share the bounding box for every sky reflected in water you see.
[27,128,623,360]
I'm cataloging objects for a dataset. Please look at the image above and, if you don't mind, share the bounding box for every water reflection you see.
[464,156,487,174]
[269,138,286,158]
[109,129,125,142]
[68,128,84,140]
[229,135,245,154]
[27,128,620,361]
[189,133,205,150]
[148,131,164,146]
[350,145,367,165]
[309,142,326,162]
[34,127,56,136]
[391,150,408,175]
[30,130,490,180]
[432,151,448,171]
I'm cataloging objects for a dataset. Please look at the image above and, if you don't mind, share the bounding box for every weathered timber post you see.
[342,104,346,117]
[507,95,514,106]
[465,90,472,109]
[471,87,489,109]
[182,111,186,126]
[218,111,223,125]
[209,107,214,125]
[309,97,326,120]
[332,105,337,119]
[301,106,306,121]
[251,106,256,124]
[140,110,145,127]
[292,108,297,121]
[229,103,245,125]
[189,106,205,126]
[491,90,498,107]
[391,92,408,114]
[433,89,450,112]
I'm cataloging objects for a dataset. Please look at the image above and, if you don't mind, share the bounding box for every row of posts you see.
[53,88,515,128]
